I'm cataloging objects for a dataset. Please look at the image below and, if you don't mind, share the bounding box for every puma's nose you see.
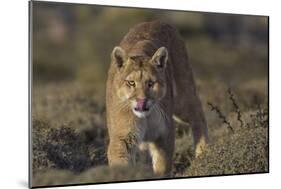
[135,98,149,111]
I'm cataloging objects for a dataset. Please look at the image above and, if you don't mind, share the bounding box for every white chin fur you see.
[132,108,150,118]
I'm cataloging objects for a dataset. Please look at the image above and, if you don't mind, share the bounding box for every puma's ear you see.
[151,47,168,69]
[111,46,127,68]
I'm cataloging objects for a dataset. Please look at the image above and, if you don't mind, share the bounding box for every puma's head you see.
[111,46,168,118]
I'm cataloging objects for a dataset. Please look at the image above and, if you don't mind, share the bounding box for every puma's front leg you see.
[148,139,174,177]
[107,133,139,167]
[107,138,130,167]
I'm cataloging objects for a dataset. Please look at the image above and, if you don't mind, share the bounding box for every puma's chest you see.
[135,109,169,142]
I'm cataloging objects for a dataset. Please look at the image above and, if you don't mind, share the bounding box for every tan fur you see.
[106,21,208,176]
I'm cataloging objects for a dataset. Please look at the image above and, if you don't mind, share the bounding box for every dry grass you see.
[33,165,155,187]
[32,79,268,187]
[186,126,268,176]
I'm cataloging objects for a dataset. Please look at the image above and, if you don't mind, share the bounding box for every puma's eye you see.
[147,80,155,88]
[126,80,135,87]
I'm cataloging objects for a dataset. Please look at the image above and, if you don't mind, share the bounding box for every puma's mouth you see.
[134,107,150,112]
[132,99,153,118]
[132,107,151,118]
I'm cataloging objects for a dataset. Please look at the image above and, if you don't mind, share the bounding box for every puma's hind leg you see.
[174,85,209,157]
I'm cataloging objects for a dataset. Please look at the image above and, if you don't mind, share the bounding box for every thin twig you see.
[227,88,244,128]
[207,102,234,133]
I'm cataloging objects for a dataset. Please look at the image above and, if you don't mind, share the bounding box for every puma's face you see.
[112,46,168,118]
[122,69,166,118]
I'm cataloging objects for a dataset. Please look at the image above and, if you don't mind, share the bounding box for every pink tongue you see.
[136,99,146,110]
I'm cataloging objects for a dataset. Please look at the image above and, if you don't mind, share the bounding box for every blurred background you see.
[32,1,268,96]
[31,1,268,187]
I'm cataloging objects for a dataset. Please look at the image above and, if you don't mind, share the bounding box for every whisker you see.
[112,100,130,112]
[155,104,162,124]
[158,102,168,121]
